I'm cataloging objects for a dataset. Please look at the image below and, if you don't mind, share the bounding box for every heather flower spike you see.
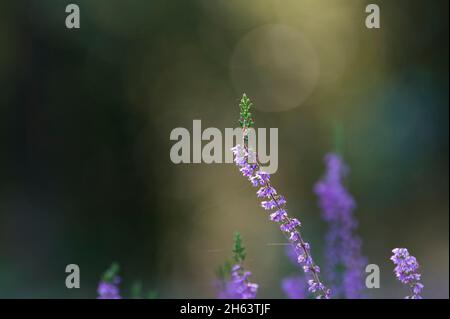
[391,248,424,299]
[217,232,258,299]
[231,94,331,299]
[97,262,121,299]
[314,153,367,298]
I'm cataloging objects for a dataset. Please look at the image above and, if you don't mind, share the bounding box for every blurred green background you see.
[0,0,448,298]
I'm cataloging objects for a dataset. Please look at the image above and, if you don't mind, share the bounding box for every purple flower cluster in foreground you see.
[232,144,330,299]
[97,277,121,299]
[391,248,424,299]
[219,265,258,299]
[314,153,367,298]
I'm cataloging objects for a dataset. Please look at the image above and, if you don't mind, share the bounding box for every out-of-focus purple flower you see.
[282,276,307,299]
[97,277,121,299]
[281,246,308,299]
[314,153,367,299]
[285,245,298,265]
[219,265,258,299]
[390,248,424,299]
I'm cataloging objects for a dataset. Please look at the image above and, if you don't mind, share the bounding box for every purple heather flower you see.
[97,277,121,299]
[275,196,286,206]
[261,199,277,210]
[314,153,367,299]
[280,218,301,232]
[219,265,258,299]
[390,248,424,299]
[240,164,257,178]
[256,171,270,182]
[256,186,277,198]
[232,143,330,299]
[250,176,260,187]
[250,171,271,187]
[297,254,306,264]
[308,280,327,294]
[270,209,287,222]
[289,231,301,242]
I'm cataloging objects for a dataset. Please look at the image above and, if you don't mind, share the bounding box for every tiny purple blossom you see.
[250,176,260,187]
[270,209,287,222]
[276,196,287,206]
[255,171,271,184]
[297,254,306,264]
[261,200,277,210]
[240,164,257,178]
[280,219,301,232]
[256,186,277,198]
[289,231,300,242]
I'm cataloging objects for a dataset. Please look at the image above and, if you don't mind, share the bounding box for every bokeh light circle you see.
[230,24,320,112]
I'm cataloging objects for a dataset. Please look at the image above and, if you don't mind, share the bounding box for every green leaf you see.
[131,281,143,299]
[102,262,120,283]
[146,290,158,299]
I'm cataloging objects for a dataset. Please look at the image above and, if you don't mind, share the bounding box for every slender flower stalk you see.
[97,262,122,299]
[231,94,330,299]
[217,232,258,299]
[390,248,424,299]
[314,153,367,298]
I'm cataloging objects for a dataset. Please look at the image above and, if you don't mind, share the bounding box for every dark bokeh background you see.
[0,0,448,298]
